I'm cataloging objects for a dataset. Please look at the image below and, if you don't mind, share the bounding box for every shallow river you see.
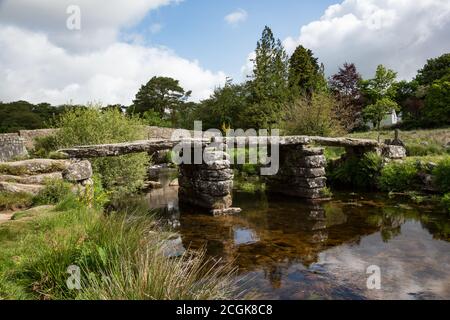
[117,172,450,300]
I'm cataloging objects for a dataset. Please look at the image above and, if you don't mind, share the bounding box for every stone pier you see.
[178,145,238,215]
[266,145,328,199]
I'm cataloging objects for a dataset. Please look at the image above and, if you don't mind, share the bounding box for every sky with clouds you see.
[0,0,449,106]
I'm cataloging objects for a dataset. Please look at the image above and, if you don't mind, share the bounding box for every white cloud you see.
[0,0,226,105]
[283,0,450,80]
[225,9,248,26]
[0,26,226,105]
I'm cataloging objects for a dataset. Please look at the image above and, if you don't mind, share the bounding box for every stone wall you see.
[266,145,328,199]
[19,129,59,150]
[0,133,28,162]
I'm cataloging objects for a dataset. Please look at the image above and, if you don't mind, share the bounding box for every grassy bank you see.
[348,127,450,156]
[0,190,240,300]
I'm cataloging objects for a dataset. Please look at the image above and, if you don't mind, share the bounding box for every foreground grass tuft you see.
[0,197,240,300]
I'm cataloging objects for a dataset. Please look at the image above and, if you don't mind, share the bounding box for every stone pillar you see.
[266,145,328,199]
[178,145,239,215]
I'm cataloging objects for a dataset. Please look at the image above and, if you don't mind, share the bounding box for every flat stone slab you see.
[58,139,210,159]
[0,159,69,175]
[0,182,45,195]
[212,207,242,216]
[0,172,63,185]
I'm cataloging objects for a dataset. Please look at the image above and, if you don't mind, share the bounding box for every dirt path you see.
[0,212,13,224]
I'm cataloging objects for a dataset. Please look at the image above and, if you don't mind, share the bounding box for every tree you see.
[288,45,324,97]
[423,77,450,126]
[416,53,450,86]
[196,79,249,130]
[360,65,398,104]
[247,26,289,129]
[363,98,400,140]
[132,76,191,127]
[329,63,363,131]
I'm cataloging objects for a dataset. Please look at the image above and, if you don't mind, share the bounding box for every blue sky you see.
[0,0,449,105]
[129,0,337,81]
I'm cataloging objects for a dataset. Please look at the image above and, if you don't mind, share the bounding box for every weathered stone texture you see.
[62,160,93,182]
[267,146,328,199]
[0,134,28,162]
[178,148,236,213]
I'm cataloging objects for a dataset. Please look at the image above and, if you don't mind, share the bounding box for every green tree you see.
[288,45,325,97]
[131,76,191,127]
[247,26,289,129]
[416,53,450,86]
[360,65,398,104]
[195,79,249,130]
[423,77,450,126]
[363,98,400,139]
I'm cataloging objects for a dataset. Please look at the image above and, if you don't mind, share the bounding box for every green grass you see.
[0,196,241,300]
[348,128,450,156]
[0,192,33,211]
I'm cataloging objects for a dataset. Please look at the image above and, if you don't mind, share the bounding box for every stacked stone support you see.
[267,145,328,199]
[178,145,238,215]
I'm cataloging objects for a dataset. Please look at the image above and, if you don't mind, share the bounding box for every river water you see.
[117,171,450,300]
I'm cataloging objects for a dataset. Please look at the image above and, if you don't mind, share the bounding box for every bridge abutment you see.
[266,145,328,200]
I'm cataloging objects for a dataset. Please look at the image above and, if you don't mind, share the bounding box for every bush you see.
[33,179,73,206]
[406,142,446,156]
[31,135,59,158]
[0,192,33,211]
[328,152,383,189]
[442,193,450,213]
[54,106,150,194]
[434,158,450,193]
[378,161,420,192]
[283,93,344,137]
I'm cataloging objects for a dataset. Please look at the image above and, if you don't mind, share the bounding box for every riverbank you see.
[0,192,240,300]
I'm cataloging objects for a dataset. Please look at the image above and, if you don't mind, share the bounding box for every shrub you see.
[0,192,33,211]
[32,135,59,158]
[283,93,345,137]
[442,193,450,213]
[54,106,150,194]
[378,161,420,192]
[33,179,73,206]
[406,142,446,156]
[434,158,450,193]
[328,152,383,189]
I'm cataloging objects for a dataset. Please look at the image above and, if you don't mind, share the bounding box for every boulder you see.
[62,160,93,182]
[382,145,407,159]
[0,172,63,185]
[0,182,44,195]
[0,159,69,175]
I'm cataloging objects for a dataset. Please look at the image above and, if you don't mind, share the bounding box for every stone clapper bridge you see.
[57,135,406,216]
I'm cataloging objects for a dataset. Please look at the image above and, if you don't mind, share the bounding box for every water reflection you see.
[116,182,450,300]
